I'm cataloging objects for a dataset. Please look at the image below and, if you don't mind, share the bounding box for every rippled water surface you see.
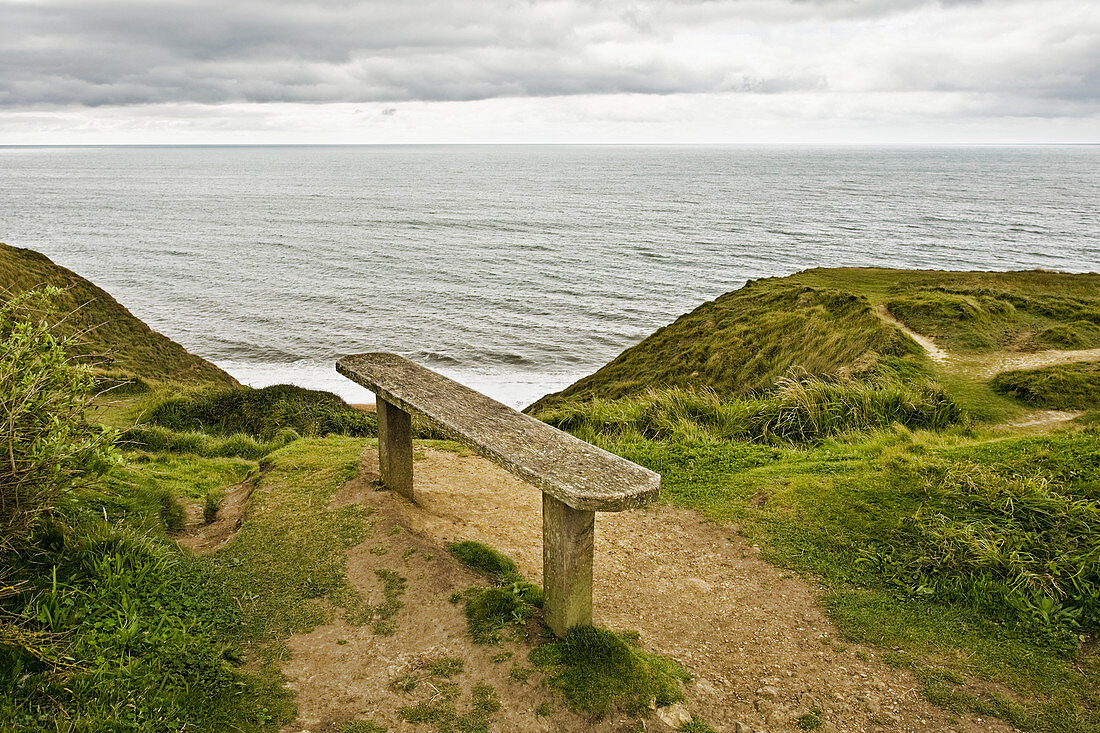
[1,145,1097,406]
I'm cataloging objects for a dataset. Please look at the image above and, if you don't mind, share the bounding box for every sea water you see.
[1,145,1097,407]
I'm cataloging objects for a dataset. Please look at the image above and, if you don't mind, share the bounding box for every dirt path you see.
[874,305,952,365]
[961,348,1100,379]
[280,448,1015,733]
[874,304,1096,431]
[873,304,1100,377]
[998,409,1085,432]
[176,479,254,555]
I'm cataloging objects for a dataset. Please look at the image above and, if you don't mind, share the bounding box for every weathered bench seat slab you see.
[336,352,660,512]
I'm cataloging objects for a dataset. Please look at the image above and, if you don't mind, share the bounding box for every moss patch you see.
[529,626,689,718]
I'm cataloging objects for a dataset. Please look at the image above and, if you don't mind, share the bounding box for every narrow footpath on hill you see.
[873,304,1100,376]
[277,447,1015,733]
[873,304,1095,430]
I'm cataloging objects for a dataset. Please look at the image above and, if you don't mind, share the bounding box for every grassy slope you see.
[0,242,236,386]
[528,267,1100,732]
[529,279,926,412]
[530,267,1100,421]
[588,426,1100,733]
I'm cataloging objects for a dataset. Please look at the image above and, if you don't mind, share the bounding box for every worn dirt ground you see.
[277,447,1017,733]
[177,478,254,555]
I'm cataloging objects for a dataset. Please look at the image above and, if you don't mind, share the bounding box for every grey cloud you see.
[0,0,1095,112]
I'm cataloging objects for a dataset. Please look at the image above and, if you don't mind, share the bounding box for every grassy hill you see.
[0,242,236,386]
[529,267,1100,415]
[4,258,1099,733]
[525,266,1100,733]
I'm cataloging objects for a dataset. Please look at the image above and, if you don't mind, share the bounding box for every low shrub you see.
[144,383,376,439]
[991,361,1100,411]
[0,288,117,550]
[119,424,300,459]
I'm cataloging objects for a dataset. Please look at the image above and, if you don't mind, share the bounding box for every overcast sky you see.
[1,0,1097,144]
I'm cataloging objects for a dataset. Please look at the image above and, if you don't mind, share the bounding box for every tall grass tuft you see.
[991,361,1100,411]
[861,456,1100,651]
[536,374,962,445]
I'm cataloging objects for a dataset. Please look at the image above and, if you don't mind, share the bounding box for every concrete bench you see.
[336,352,661,636]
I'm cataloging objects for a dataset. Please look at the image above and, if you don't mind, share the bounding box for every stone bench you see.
[336,352,661,636]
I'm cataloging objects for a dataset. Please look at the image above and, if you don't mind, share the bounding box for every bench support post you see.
[377,396,414,502]
[542,493,594,637]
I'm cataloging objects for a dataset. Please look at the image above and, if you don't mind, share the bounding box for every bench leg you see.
[542,493,594,637]
[377,397,414,502]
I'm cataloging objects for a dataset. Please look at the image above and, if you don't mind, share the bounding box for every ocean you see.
[1,145,1097,408]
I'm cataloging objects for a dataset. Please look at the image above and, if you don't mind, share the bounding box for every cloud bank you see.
[0,0,1097,142]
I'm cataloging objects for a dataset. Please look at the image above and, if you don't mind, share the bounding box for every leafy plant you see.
[0,288,118,549]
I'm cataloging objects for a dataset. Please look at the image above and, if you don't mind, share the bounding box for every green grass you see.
[72,452,255,541]
[992,361,1100,411]
[113,452,253,500]
[0,242,237,386]
[796,710,823,730]
[528,626,690,717]
[399,682,501,733]
[452,586,538,645]
[584,427,1100,732]
[120,423,301,459]
[534,377,961,445]
[447,540,544,644]
[522,267,1100,729]
[143,383,377,440]
[932,372,1025,424]
[679,716,717,732]
[9,435,383,731]
[212,437,372,647]
[0,471,282,731]
[886,288,1100,354]
[1,437,377,731]
[427,656,465,678]
[529,281,928,411]
[366,569,407,636]
[529,268,1100,419]
[447,540,522,583]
